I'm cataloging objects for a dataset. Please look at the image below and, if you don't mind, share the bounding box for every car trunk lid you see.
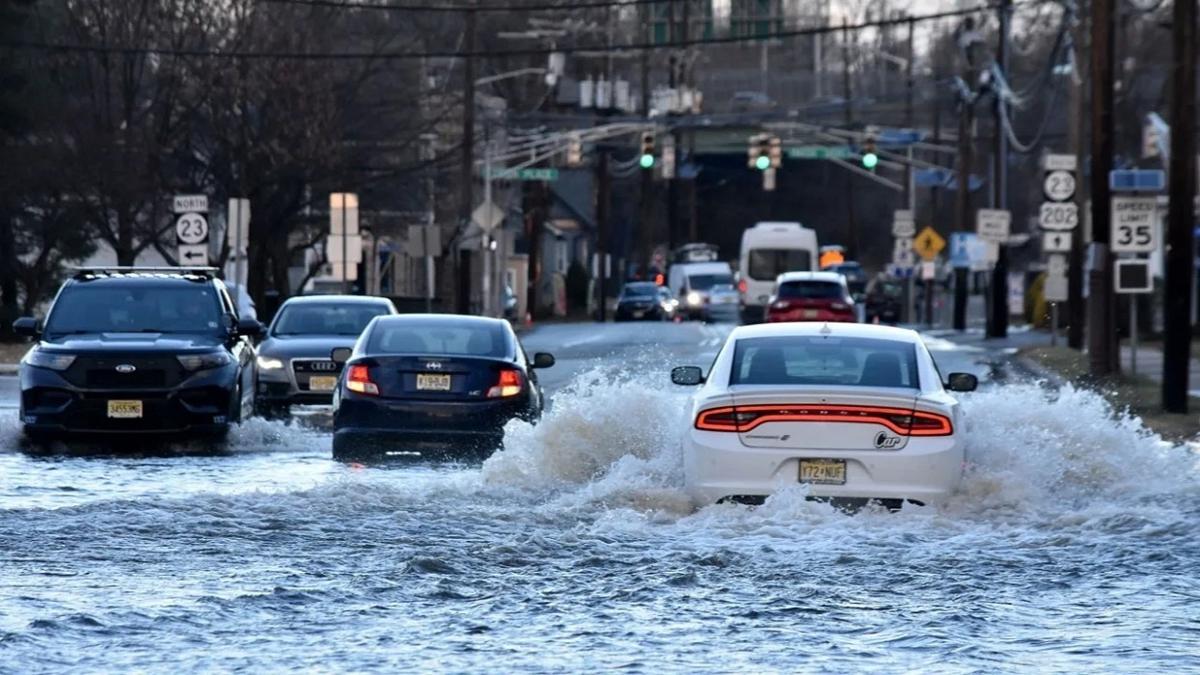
[363,355,519,401]
[727,386,921,451]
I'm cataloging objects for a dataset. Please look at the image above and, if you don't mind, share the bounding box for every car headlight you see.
[256,356,285,370]
[24,350,76,371]
[177,351,233,371]
[687,292,702,306]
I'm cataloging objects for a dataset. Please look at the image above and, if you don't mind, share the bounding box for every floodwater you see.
[1,367,1197,672]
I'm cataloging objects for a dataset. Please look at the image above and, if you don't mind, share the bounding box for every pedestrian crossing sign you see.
[913,226,946,261]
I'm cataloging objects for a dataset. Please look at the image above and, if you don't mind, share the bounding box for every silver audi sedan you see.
[254,295,397,416]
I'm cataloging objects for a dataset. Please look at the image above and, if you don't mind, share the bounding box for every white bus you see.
[737,222,819,323]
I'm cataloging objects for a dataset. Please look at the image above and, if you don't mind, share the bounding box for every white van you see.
[667,260,736,321]
[737,222,819,323]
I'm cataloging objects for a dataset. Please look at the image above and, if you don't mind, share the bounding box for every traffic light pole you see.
[1161,0,1197,412]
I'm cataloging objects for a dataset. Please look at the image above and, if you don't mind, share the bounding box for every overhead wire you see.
[258,0,667,13]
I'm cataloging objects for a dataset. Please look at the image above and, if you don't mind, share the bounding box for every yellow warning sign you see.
[913,226,946,261]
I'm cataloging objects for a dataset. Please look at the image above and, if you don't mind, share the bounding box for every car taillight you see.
[771,300,791,310]
[694,404,953,436]
[487,368,523,398]
[738,279,748,294]
[346,364,379,396]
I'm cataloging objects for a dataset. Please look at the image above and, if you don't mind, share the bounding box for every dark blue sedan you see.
[329,314,554,461]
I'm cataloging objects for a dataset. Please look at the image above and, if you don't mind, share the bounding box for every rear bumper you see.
[256,381,333,406]
[333,427,503,457]
[683,431,964,505]
[332,394,533,455]
[766,310,857,323]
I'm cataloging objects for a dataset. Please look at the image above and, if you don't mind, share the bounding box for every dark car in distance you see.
[254,295,397,416]
[14,267,264,444]
[614,282,677,321]
[330,314,554,461]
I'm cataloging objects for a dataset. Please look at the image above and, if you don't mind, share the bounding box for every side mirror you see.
[13,317,40,338]
[330,347,353,364]
[946,372,978,392]
[532,352,555,369]
[236,318,265,338]
[671,365,704,386]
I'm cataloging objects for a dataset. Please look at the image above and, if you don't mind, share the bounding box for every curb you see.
[0,364,17,376]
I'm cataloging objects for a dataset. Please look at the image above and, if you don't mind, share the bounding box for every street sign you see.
[1043,170,1076,201]
[173,194,208,214]
[1047,253,1067,278]
[177,244,208,266]
[329,193,359,235]
[326,233,363,263]
[913,226,946,261]
[472,200,505,232]
[1042,153,1077,172]
[892,237,915,269]
[950,232,990,270]
[1111,196,1158,253]
[1044,272,1069,302]
[1115,259,1152,294]
[1043,231,1072,253]
[976,209,1011,243]
[1109,169,1165,192]
[787,145,855,160]
[175,213,209,245]
[490,167,560,181]
[1039,202,1079,231]
[920,261,936,280]
[406,225,441,258]
[892,210,915,238]
[329,259,359,283]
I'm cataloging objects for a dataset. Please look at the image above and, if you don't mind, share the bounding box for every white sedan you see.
[673,322,977,509]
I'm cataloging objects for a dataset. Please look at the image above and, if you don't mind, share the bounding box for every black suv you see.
[13,267,264,443]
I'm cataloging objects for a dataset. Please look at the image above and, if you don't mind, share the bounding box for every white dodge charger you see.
[673,322,977,509]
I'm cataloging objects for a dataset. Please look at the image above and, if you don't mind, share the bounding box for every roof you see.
[775,271,846,284]
[372,313,510,328]
[729,321,922,344]
[674,261,734,273]
[284,294,393,306]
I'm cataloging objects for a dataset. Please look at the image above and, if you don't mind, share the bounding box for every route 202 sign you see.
[1039,202,1078,231]
[1111,196,1158,253]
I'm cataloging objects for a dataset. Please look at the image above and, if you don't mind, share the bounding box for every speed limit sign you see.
[1043,170,1076,201]
[175,213,209,245]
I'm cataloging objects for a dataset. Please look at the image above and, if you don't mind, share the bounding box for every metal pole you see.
[1162,0,1197,412]
[342,203,348,293]
[234,199,244,293]
[483,134,493,317]
[1051,302,1059,347]
[458,4,477,314]
[424,226,434,313]
[1130,296,1138,377]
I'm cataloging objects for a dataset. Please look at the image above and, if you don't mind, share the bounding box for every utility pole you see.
[842,17,852,126]
[1162,0,1197,412]
[953,89,974,331]
[458,4,477,314]
[596,148,611,321]
[1067,4,1087,350]
[988,0,1011,338]
[904,17,914,206]
[1087,0,1117,375]
[638,2,653,274]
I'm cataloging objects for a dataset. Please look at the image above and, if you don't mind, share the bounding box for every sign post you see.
[173,195,209,267]
[227,198,250,290]
[1115,259,1153,376]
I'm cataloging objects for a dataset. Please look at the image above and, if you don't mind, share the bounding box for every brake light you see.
[694,404,952,436]
[738,279,748,294]
[346,364,379,395]
[487,368,523,398]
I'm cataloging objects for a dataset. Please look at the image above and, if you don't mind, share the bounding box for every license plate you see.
[718,296,735,304]
[799,459,846,485]
[802,309,819,318]
[308,375,338,392]
[631,310,645,318]
[416,373,452,391]
[107,400,143,419]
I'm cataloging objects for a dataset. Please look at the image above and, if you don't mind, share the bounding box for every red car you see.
[765,271,858,323]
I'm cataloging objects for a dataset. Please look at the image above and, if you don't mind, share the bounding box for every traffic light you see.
[768,135,782,169]
[566,132,582,166]
[861,134,878,170]
[748,133,772,170]
[639,131,655,169]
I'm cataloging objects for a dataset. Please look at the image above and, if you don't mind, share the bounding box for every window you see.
[688,273,734,291]
[368,321,509,358]
[272,303,390,336]
[621,283,658,298]
[44,283,225,335]
[731,336,920,389]
[747,249,813,280]
[777,281,845,300]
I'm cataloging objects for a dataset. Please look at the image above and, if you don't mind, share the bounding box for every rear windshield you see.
[44,283,224,335]
[272,303,389,336]
[621,284,657,298]
[368,321,509,358]
[688,273,733,290]
[748,249,813,280]
[731,336,920,388]
[778,281,845,300]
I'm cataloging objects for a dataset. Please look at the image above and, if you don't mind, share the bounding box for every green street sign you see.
[489,167,560,181]
[787,145,855,160]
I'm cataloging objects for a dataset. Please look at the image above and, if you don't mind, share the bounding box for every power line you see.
[2,2,1042,61]
[259,0,665,12]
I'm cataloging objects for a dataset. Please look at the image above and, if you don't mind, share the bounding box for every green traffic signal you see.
[639,153,655,169]
[754,155,771,171]
[861,152,879,170]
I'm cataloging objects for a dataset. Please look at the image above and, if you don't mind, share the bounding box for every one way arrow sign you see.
[1042,231,1071,254]
[178,244,209,266]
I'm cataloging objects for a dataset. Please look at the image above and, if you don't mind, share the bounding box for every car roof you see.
[370,313,510,329]
[282,294,393,305]
[775,271,846,284]
[69,273,213,286]
[729,321,922,344]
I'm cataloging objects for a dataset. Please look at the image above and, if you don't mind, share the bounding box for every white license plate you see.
[799,459,846,485]
[631,310,645,318]
[416,373,451,391]
[308,375,338,392]
[107,400,143,419]
[802,309,819,318]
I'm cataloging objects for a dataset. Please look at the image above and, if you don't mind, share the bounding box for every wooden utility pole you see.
[457,5,477,314]
[1162,0,1197,412]
[842,17,852,126]
[596,148,611,322]
[1067,4,1087,350]
[1087,0,1117,375]
[988,0,1011,338]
